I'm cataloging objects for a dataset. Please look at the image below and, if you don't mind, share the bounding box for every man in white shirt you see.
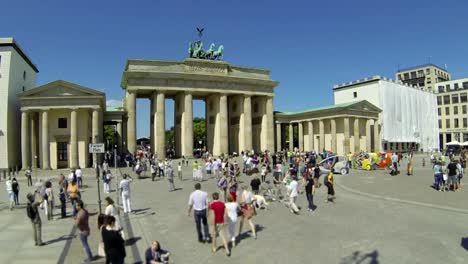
[187,183,210,243]
[287,176,300,214]
[119,174,133,214]
[75,167,83,187]
[67,169,75,183]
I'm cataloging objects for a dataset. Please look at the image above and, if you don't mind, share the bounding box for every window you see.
[463,82,468,89]
[404,73,409,80]
[438,120,442,128]
[464,133,468,142]
[58,118,67,128]
[452,94,459,104]
[23,71,26,80]
[455,83,459,89]
[418,82,425,87]
[454,106,458,115]
[353,92,357,98]
[443,95,450,104]
[57,142,68,161]
[426,68,430,75]
[437,96,442,105]
[455,118,459,128]
[463,105,467,114]
[438,86,445,93]
[446,119,451,128]
[464,118,467,128]
[410,71,416,78]
[418,70,424,77]
[438,108,441,116]
[446,84,451,90]
[445,107,450,115]
[461,93,467,103]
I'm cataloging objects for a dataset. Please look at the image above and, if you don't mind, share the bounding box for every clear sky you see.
[2,0,468,138]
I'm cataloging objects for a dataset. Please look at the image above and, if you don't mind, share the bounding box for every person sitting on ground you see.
[145,240,170,264]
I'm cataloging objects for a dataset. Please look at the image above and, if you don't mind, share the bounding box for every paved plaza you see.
[1,157,468,264]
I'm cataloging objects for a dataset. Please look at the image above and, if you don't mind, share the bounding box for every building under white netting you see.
[333,76,439,152]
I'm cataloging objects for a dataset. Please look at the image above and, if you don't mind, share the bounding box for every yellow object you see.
[362,158,371,170]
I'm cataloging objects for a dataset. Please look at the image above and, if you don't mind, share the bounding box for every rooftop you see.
[276,100,378,116]
[0,38,39,73]
[396,63,448,73]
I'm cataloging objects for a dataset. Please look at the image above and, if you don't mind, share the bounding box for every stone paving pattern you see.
[0,157,467,264]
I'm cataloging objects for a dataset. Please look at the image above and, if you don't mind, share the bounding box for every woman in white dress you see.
[224,194,239,247]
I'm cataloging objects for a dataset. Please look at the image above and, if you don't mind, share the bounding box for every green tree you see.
[103,125,117,150]
[193,117,206,148]
[165,126,175,147]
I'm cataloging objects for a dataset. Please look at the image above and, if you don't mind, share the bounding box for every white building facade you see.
[0,38,38,171]
[334,76,439,152]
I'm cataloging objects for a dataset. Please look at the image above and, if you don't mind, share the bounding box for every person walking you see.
[304,173,315,213]
[104,197,124,239]
[209,192,230,256]
[224,194,239,247]
[75,200,94,262]
[325,172,336,203]
[391,152,399,175]
[166,164,176,192]
[287,176,300,214]
[178,162,183,181]
[238,185,257,239]
[103,170,112,194]
[151,162,157,181]
[187,183,210,243]
[119,174,133,214]
[45,181,54,220]
[250,174,261,195]
[192,160,198,180]
[6,177,14,210]
[59,187,67,218]
[75,167,83,188]
[25,167,33,186]
[12,178,20,205]
[26,192,44,246]
[67,180,80,217]
[102,215,126,264]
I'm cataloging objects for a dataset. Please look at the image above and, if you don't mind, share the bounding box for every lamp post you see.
[114,145,119,215]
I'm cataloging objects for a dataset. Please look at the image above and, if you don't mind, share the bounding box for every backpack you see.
[26,203,36,220]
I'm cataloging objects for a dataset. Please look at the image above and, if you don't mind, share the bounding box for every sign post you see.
[89,143,105,214]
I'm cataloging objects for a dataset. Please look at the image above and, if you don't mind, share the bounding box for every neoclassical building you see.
[275,100,381,154]
[18,80,125,169]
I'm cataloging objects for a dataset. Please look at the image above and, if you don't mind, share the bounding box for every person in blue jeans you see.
[75,200,94,262]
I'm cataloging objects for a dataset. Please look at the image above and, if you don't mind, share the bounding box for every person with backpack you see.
[26,192,44,246]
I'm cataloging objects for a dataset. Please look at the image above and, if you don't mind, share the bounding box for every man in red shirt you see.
[209,192,230,256]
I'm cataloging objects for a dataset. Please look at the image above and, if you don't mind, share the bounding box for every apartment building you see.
[396,63,451,93]
[435,78,468,150]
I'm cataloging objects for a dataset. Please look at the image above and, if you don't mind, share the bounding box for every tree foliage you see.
[103,125,117,149]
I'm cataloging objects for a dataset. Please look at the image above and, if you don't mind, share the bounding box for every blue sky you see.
[3,0,468,137]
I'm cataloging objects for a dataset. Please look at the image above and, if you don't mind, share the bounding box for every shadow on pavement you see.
[340,250,379,264]
[45,234,76,245]
[461,237,468,250]
[125,236,141,246]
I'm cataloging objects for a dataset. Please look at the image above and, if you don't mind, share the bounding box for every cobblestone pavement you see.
[0,158,467,264]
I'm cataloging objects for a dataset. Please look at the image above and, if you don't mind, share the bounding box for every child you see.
[260,164,267,182]
[178,162,182,181]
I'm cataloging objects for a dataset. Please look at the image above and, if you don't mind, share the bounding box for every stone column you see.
[366,119,372,152]
[266,96,275,152]
[41,110,50,169]
[343,117,350,153]
[70,109,78,168]
[183,92,194,157]
[21,111,30,169]
[218,94,228,155]
[353,118,360,152]
[298,122,304,151]
[243,96,252,152]
[116,121,123,155]
[155,92,166,159]
[30,114,38,169]
[276,123,282,152]
[126,91,136,154]
[373,119,380,152]
[330,119,336,153]
[288,123,293,150]
[308,121,314,151]
[92,108,100,167]
[319,119,324,152]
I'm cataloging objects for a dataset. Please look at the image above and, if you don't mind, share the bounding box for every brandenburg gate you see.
[121,58,278,158]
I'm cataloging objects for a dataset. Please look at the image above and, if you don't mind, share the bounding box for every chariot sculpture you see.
[188,27,224,60]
